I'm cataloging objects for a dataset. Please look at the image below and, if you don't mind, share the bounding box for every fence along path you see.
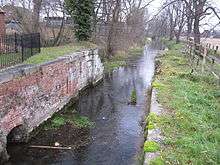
[185,39,220,85]
[0,33,41,69]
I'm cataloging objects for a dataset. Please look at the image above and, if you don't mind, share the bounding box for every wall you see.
[0,49,104,162]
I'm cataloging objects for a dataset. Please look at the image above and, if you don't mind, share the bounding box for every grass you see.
[25,42,97,64]
[0,53,22,67]
[144,141,160,152]
[103,46,144,72]
[154,41,220,164]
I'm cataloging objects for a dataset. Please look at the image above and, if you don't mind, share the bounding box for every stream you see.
[6,45,158,165]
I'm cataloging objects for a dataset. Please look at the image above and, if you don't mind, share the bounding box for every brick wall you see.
[0,49,104,162]
[0,11,5,36]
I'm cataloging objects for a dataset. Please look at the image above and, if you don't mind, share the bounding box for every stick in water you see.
[29,145,72,150]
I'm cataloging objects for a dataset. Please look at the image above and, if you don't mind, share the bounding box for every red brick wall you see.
[0,12,5,36]
[0,49,103,161]
[0,49,103,137]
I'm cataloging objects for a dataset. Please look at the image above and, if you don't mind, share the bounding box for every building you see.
[6,20,22,34]
[0,8,5,36]
[44,17,74,27]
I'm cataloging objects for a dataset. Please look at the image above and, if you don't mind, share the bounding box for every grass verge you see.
[154,41,219,164]
[25,42,97,64]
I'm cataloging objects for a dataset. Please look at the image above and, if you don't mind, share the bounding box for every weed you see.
[130,89,137,105]
[144,141,160,152]
[43,112,94,130]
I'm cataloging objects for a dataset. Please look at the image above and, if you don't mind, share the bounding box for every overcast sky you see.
[147,0,220,31]
[1,0,220,31]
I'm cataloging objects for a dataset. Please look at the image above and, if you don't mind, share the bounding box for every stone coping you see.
[0,48,98,84]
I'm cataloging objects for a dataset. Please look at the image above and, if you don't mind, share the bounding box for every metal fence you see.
[0,33,41,69]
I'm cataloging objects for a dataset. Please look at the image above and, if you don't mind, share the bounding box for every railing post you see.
[21,34,24,62]
[14,33,18,53]
[30,34,33,57]
[38,33,41,53]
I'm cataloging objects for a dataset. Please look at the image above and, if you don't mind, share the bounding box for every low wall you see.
[0,48,104,162]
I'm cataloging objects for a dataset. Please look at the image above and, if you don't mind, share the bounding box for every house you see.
[0,8,5,36]
[6,20,22,34]
[44,17,74,27]
[2,5,33,34]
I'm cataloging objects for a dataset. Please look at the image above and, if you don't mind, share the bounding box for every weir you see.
[0,49,104,163]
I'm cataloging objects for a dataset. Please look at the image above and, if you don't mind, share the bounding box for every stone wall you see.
[0,49,104,162]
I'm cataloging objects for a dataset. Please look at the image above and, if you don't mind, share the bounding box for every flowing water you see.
[6,46,158,165]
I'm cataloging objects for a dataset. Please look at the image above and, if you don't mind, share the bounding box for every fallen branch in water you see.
[29,145,72,150]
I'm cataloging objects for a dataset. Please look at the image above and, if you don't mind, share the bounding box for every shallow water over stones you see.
[6,46,158,165]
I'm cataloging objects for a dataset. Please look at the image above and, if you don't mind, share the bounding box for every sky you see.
[147,0,220,31]
[1,0,220,31]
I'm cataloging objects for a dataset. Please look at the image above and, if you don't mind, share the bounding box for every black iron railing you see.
[0,33,41,69]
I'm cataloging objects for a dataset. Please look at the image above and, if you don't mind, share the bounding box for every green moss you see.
[68,115,95,128]
[149,157,165,165]
[130,89,137,105]
[147,121,155,130]
[146,113,161,130]
[144,141,160,152]
[51,116,66,128]
[43,112,94,130]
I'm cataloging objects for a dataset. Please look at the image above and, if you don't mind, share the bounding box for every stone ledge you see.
[144,89,164,165]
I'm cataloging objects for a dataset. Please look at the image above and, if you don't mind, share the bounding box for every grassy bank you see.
[103,46,144,72]
[25,42,97,64]
[152,42,219,164]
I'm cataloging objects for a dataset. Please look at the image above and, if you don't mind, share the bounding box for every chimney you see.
[0,8,5,36]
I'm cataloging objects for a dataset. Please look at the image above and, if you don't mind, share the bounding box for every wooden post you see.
[215,46,218,55]
[202,46,207,73]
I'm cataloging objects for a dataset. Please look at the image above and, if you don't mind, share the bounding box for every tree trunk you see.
[32,0,42,33]
[106,0,120,57]
[186,17,193,40]
[193,16,200,44]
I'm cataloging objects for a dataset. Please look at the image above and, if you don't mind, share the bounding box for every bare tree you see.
[32,0,42,33]
[181,0,220,45]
